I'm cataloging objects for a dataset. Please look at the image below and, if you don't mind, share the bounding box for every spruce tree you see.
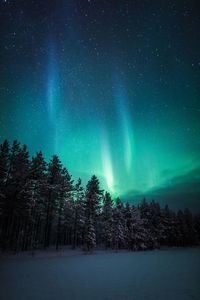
[132,207,147,250]
[84,175,103,251]
[0,140,10,248]
[124,202,134,250]
[112,198,125,249]
[0,139,10,188]
[85,217,96,252]
[6,141,29,251]
[25,151,47,251]
[102,192,113,249]
[44,155,63,248]
[56,167,73,250]
[72,178,85,248]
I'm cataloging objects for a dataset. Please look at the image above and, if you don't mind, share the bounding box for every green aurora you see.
[0,1,200,209]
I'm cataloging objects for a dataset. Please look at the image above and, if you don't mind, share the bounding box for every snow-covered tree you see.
[72,178,85,248]
[84,175,103,250]
[0,139,199,252]
[85,217,96,252]
[5,141,30,251]
[132,207,147,250]
[102,192,113,249]
[44,155,63,248]
[55,167,74,250]
[112,198,125,249]
[0,140,10,245]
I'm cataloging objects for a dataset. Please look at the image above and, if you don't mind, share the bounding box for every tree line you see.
[0,140,200,253]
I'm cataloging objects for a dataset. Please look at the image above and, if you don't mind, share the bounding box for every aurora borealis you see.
[0,1,200,209]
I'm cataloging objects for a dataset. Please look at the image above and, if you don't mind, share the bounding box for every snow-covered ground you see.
[0,248,200,300]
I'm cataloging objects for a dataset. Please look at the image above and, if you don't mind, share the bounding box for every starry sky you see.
[0,0,200,210]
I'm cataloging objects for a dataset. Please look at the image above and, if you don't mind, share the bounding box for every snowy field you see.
[0,248,200,300]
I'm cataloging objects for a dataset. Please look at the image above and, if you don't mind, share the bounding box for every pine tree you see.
[184,208,197,245]
[0,140,10,247]
[112,198,125,249]
[72,178,85,248]
[139,199,158,249]
[5,141,30,251]
[25,151,47,251]
[131,207,147,250]
[161,205,178,246]
[177,208,197,246]
[85,175,103,219]
[102,192,113,249]
[0,139,10,188]
[56,167,73,250]
[124,202,132,249]
[194,214,200,244]
[84,175,103,251]
[85,217,96,252]
[44,155,63,248]
[148,201,163,248]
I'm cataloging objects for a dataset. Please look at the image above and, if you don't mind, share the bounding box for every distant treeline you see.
[0,140,200,253]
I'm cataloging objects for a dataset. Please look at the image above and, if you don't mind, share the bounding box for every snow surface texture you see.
[0,248,200,300]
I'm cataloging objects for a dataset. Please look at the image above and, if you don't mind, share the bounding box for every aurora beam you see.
[112,72,135,173]
[47,44,58,121]
[46,41,62,154]
[100,129,115,194]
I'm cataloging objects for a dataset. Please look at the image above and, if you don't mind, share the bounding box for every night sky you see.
[0,0,200,209]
